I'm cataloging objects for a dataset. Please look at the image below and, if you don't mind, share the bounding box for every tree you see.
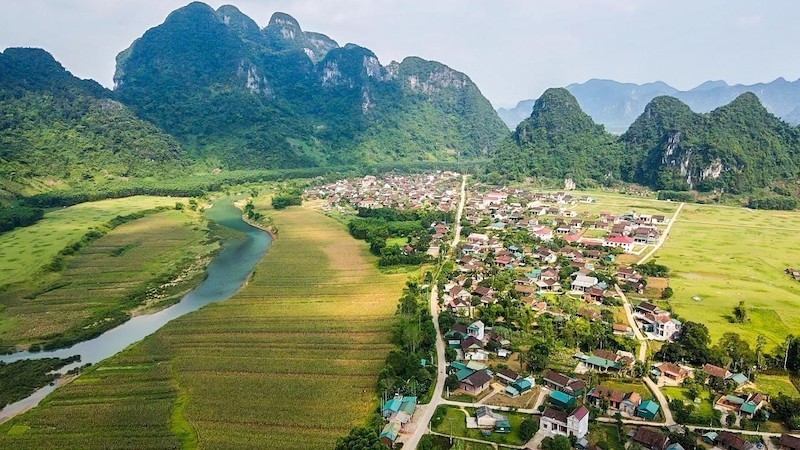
[526,339,552,373]
[519,418,537,441]
[334,426,384,450]
[542,435,572,450]
[661,286,674,299]
[755,334,767,369]
[445,374,460,392]
[733,300,749,323]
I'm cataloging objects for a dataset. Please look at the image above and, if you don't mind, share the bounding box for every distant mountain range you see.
[491,88,800,195]
[498,78,800,133]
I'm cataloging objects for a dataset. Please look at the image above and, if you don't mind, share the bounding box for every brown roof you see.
[589,386,626,404]
[779,434,800,450]
[657,362,687,377]
[703,363,730,379]
[571,405,589,420]
[717,431,755,450]
[593,349,619,362]
[498,368,520,381]
[632,428,669,450]
[543,370,572,387]
[462,370,492,388]
[542,407,569,423]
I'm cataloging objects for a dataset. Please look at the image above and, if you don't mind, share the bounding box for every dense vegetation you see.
[271,190,303,210]
[347,207,452,266]
[0,206,43,233]
[489,88,626,185]
[0,356,79,408]
[0,48,186,192]
[113,3,506,169]
[489,88,800,204]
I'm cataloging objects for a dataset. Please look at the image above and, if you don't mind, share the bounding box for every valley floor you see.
[0,202,407,449]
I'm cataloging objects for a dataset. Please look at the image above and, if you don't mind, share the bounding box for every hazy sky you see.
[1,0,799,107]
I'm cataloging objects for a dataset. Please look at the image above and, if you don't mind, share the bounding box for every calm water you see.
[0,197,271,421]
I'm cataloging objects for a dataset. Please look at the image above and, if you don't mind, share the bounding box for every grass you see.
[0,202,407,449]
[0,210,216,350]
[749,373,800,398]
[386,236,409,247]
[0,196,187,287]
[662,386,718,426]
[654,203,800,345]
[598,378,654,400]
[432,405,533,447]
[588,423,624,449]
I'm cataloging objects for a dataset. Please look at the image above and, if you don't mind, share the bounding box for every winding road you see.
[402,174,467,450]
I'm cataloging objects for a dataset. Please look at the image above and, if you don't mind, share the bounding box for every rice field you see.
[0,204,408,449]
[0,196,188,287]
[0,210,216,349]
[653,204,800,345]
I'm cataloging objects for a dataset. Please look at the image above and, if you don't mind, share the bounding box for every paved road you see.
[402,174,467,450]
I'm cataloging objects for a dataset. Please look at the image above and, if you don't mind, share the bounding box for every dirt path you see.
[638,202,685,264]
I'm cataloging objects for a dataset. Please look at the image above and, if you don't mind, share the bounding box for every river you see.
[0,197,272,422]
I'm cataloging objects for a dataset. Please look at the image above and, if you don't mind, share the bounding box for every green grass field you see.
[432,405,532,447]
[654,204,800,345]
[0,203,407,449]
[0,210,216,350]
[749,374,800,398]
[0,196,188,287]
[661,386,718,426]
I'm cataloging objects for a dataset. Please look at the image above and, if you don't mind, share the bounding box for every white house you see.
[532,226,553,242]
[467,320,485,341]
[603,235,635,253]
[540,406,589,439]
[655,316,682,340]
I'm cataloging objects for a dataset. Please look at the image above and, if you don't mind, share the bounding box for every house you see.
[703,363,731,381]
[459,369,492,394]
[571,275,599,292]
[778,434,800,450]
[603,235,635,253]
[654,316,682,340]
[496,368,520,385]
[716,431,757,450]
[542,370,586,396]
[638,400,661,420]
[717,393,767,418]
[635,301,663,315]
[549,389,577,409]
[505,377,534,398]
[576,349,633,372]
[632,427,669,450]
[476,406,510,432]
[613,323,633,337]
[587,385,642,415]
[467,320,485,341]
[654,363,689,383]
[539,406,589,439]
[379,421,402,447]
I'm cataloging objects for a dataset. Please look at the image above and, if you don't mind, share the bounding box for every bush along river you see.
[0,197,272,422]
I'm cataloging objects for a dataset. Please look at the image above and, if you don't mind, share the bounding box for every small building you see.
[379,421,402,447]
[637,400,661,420]
[476,406,509,430]
[778,434,800,450]
[587,385,641,415]
[459,369,492,394]
[539,406,589,439]
[716,431,757,450]
[549,389,577,409]
[496,368,520,385]
[703,363,731,381]
[654,363,689,383]
[632,427,669,450]
[542,370,586,396]
[467,320,485,341]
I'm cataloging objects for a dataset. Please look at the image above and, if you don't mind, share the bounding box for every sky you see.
[1,0,799,108]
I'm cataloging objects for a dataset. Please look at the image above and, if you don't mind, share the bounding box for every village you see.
[306,173,800,450]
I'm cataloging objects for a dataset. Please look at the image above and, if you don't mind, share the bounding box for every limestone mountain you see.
[623,93,800,193]
[499,77,800,132]
[114,2,507,169]
[0,47,185,195]
[489,88,626,183]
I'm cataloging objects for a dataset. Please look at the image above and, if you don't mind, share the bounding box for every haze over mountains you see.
[498,77,800,133]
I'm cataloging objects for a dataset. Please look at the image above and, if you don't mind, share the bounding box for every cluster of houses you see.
[305,172,461,213]
[462,186,669,254]
[379,394,417,446]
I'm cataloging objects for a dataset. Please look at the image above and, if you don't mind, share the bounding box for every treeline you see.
[657,190,695,202]
[271,190,302,210]
[0,356,80,408]
[747,196,798,210]
[0,206,43,233]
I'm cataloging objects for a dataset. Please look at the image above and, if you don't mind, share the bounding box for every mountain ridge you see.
[499,77,800,132]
